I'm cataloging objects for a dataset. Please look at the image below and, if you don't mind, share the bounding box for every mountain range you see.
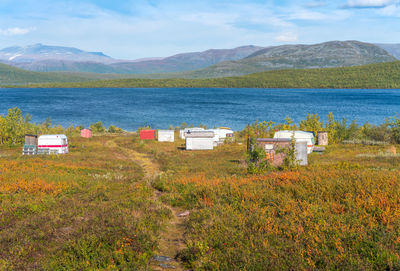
[185,41,397,78]
[0,41,399,79]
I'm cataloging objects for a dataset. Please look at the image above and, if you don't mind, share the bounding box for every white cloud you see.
[344,0,399,8]
[305,1,327,8]
[379,3,400,15]
[275,32,299,42]
[0,27,32,36]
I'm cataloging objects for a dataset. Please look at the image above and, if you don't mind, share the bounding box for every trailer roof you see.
[39,134,67,138]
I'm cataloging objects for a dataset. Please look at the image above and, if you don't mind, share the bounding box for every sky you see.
[0,0,399,59]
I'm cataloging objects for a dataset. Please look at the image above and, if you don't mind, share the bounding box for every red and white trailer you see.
[38,134,69,154]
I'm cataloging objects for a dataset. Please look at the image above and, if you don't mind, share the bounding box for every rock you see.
[313,146,326,152]
[159,263,176,269]
[177,211,190,217]
[153,255,173,262]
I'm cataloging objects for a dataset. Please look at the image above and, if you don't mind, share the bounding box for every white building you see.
[185,131,214,150]
[158,130,175,142]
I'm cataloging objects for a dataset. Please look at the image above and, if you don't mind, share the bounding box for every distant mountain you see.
[108,45,264,74]
[14,59,118,73]
[0,44,264,74]
[0,43,116,64]
[0,41,397,78]
[185,41,396,78]
[375,44,400,60]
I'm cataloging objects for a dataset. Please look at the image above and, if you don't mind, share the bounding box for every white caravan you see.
[185,131,214,150]
[38,134,69,154]
[180,127,205,139]
[273,130,315,154]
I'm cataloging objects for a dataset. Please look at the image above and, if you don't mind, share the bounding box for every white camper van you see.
[38,134,69,154]
[273,130,315,154]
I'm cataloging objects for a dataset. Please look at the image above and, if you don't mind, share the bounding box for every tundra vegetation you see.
[8,61,400,89]
[1,108,400,270]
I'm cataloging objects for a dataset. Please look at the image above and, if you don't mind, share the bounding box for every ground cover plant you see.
[147,141,400,270]
[0,135,171,270]
[1,108,400,270]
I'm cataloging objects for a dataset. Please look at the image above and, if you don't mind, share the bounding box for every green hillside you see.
[0,63,146,85]
[13,61,400,89]
[0,63,95,85]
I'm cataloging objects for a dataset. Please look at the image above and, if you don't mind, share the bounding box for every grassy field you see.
[7,61,400,89]
[1,133,400,270]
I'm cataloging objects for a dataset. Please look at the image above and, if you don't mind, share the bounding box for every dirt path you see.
[108,139,187,270]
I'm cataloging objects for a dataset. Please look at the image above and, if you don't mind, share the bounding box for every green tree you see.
[246,138,271,174]
[0,107,27,145]
[300,113,323,136]
[389,115,400,143]
[108,125,123,133]
[281,137,298,170]
[90,121,106,133]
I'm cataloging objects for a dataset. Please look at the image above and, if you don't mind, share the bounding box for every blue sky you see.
[0,0,399,59]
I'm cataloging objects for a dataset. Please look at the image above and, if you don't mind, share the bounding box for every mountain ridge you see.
[184,40,396,78]
[0,41,398,77]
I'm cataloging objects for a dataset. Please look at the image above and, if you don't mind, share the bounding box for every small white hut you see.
[158,130,175,142]
[185,131,214,150]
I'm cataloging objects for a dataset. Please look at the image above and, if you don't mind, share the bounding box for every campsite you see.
[1,109,400,270]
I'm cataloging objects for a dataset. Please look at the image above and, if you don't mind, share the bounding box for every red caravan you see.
[38,134,69,154]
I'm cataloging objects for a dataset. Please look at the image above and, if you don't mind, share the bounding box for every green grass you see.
[5,61,400,89]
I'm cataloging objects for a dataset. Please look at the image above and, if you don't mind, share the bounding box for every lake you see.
[0,88,399,131]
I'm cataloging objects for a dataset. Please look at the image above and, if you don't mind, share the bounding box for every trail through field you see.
[108,138,187,270]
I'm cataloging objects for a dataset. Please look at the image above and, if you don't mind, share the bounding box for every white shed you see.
[180,127,205,139]
[158,130,175,142]
[185,131,214,150]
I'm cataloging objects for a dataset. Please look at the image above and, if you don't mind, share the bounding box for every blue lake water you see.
[0,88,399,131]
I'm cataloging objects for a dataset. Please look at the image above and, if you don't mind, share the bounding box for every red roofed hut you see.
[140,130,156,140]
[81,128,92,138]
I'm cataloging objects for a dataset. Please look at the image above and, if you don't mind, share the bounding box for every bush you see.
[90,121,106,134]
[246,138,271,174]
[0,107,30,145]
[108,125,123,133]
[390,115,400,143]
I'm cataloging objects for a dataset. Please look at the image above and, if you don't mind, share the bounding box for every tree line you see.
[0,107,123,145]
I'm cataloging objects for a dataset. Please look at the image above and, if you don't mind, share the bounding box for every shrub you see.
[246,138,271,174]
[107,125,123,133]
[390,115,400,143]
[90,121,106,133]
